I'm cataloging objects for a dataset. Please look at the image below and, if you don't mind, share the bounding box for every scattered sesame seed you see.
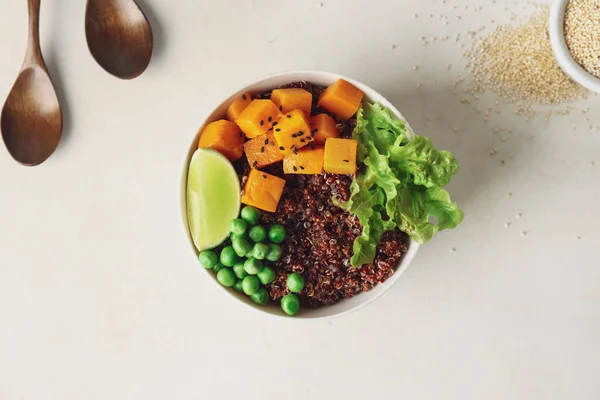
[516,213,522,218]
[260,146,265,153]
[507,192,512,197]
[465,6,588,115]
[413,65,419,71]
[279,146,284,151]
[505,222,511,228]
[521,231,527,236]
[576,236,582,240]
[259,120,264,126]
[252,161,258,167]
[293,166,297,171]
[392,44,396,49]
[264,138,269,145]
[450,247,456,253]
[268,116,272,122]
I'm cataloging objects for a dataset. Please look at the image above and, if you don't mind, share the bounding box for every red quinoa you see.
[235,82,410,308]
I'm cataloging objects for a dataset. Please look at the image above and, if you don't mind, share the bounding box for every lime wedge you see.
[186,148,241,251]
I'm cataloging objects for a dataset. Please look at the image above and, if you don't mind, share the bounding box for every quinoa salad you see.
[186,78,463,316]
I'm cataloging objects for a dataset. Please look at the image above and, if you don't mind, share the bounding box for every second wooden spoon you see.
[85,0,153,80]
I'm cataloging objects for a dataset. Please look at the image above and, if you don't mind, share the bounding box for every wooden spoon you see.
[1,0,62,166]
[85,0,153,80]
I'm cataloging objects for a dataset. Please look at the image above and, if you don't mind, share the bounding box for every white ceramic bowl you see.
[180,70,420,319]
[549,0,600,93]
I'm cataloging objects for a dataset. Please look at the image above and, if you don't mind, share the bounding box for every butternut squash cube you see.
[273,110,314,156]
[198,119,244,162]
[226,92,252,122]
[323,138,358,174]
[241,169,286,213]
[244,132,283,169]
[318,79,364,120]
[271,88,312,116]
[235,99,282,139]
[309,113,339,144]
[283,146,324,174]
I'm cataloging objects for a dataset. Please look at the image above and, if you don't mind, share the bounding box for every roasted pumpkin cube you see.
[323,138,358,174]
[235,99,282,139]
[309,114,339,144]
[318,79,364,120]
[273,110,314,156]
[244,132,283,169]
[271,88,312,116]
[283,146,324,174]
[241,169,286,213]
[226,92,252,122]
[198,119,244,162]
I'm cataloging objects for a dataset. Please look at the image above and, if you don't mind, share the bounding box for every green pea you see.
[266,243,282,261]
[220,246,237,267]
[244,257,263,275]
[233,280,244,292]
[212,263,224,273]
[286,273,305,293]
[242,276,260,295]
[232,237,253,258]
[281,293,300,316]
[233,262,248,279]
[198,250,218,269]
[268,224,286,244]
[257,266,276,285]
[248,225,267,243]
[229,218,247,235]
[216,268,236,287]
[250,287,269,305]
[252,242,269,260]
[241,206,261,225]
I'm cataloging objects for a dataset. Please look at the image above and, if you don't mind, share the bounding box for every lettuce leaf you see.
[337,102,464,267]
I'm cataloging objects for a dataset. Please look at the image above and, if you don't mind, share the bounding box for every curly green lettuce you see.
[336,102,464,267]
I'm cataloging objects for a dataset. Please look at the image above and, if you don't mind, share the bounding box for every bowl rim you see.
[179,69,421,320]
[549,0,600,93]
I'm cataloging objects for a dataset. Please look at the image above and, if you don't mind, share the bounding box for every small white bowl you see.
[549,0,600,93]
[179,70,420,320]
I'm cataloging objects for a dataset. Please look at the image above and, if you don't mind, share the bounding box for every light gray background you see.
[1,0,598,399]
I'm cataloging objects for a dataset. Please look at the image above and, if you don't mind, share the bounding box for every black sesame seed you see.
[279,146,285,150]
[293,166,298,171]
[252,161,258,167]
[268,127,273,131]
[279,105,283,111]
[343,159,349,163]
[312,128,319,133]
[300,138,305,143]
[272,122,278,126]
[242,94,247,101]
[260,120,264,126]
[270,141,275,146]
[275,128,281,132]
[261,146,266,153]
[262,174,267,179]
[286,115,291,118]
[298,131,303,136]
[268,116,272,122]
[292,133,297,138]
[239,132,243,137]
[264,138,269,145]
[300,166,305,170]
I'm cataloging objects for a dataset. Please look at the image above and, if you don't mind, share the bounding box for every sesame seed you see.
[342,159,349,163]
[293,166,297,171]
[264,138,269,145]
[242,94,247,101]
[260,146,265,152]
[262,174,266,179]
[292,133,297,138]
[268,116,272,122]
[275,128,281,132]
[279,105,283,111]
[300,166,305,170]
[300,138,305,143]
[521,231,527,237]
[270,141,275,146]
[272,122,278,126]
[286,115,291,118]
[252,161,258,167]
[239,132,243,137]
[260,120,264,126]
[279,146,284,150]
[565,0,600,78]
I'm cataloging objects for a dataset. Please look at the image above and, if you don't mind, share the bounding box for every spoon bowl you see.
[1,0,62,166]
[85,0,153,80]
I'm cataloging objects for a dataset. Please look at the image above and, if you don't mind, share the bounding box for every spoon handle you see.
[24,0,44,67]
